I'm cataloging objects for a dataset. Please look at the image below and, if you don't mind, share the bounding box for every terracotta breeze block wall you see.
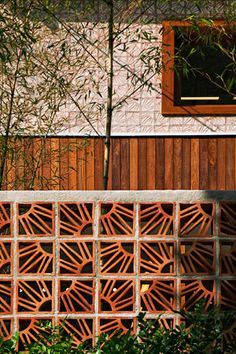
[0,191,235,350]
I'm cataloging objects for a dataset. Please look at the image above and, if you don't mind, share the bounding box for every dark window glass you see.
[174,26,236,106]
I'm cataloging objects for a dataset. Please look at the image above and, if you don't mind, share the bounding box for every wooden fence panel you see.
[138,138,147,190]
[3,136,236,190]
[129,138,138,190]
[173,138,182,190]
[155,138,165,190]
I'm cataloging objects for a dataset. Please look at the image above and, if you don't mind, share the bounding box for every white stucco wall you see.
[3,0,235,138]
[51,1,236,137]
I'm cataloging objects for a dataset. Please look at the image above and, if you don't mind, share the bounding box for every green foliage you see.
[25,321,80,354]
[0,332,18,354]
[135,306,235,354]
[174,17,236,98]
[1,304,235,353]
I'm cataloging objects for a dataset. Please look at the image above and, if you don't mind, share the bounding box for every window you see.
[162,20,236,115]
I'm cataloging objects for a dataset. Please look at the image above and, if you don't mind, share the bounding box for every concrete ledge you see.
[0,190,236,202]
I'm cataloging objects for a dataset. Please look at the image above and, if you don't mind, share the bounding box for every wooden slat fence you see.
[1,137,235,190]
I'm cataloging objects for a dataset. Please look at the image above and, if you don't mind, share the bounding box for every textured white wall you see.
[7,0,233,137]
[55,20,236,136]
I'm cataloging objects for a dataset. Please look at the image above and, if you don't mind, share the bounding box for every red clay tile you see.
[180,241,215,275]
[59,241,94,275]
[180,279,216,310]
[17,203,54,236]
[0,203,12,237]
[59,202,94,237]
[139,241,176,275]
[140,280,176,313]
[17,280,53,313]
[0,241,12,275]
[58,318,94,346]
[59,280,94,313]
[18,241,54,275]
[0,280,12,314]
[99,279,135,312]
[139,203,175,237]
[99,241,135,274]
[179,203,215,237]
[99,203,135,237]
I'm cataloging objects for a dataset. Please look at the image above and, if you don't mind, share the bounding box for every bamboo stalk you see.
[103,0,114,190]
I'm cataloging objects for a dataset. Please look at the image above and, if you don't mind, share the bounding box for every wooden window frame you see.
[162,20,236,115]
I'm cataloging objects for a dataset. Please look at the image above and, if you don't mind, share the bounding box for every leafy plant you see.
[1,304,235,353]
[134,305,235,354]
[0,332,18,354]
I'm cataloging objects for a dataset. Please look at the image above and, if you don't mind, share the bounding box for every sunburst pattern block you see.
[18,203,54,236]
[0,203,12,236]
[0,197,235,345]
[179,203,215,237]
[180,280,216,310]
[100,279,134,312]
[139,241,175,274]
[140,203,174,237]
[0,280,12,314]
[59,280,94,313]
[220,202,236,236]
[58,318,94,346]
[17,280,53,313]
[59,203,93,237]
[59,241,94,275]
[18,242,53,275]
[180,241,215,275]
[18,318,52,351]
[0,242,12,275]
[99,318,135,337]
[99,203,134,236]
[99,241,135,274]
[140,280,176,313]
